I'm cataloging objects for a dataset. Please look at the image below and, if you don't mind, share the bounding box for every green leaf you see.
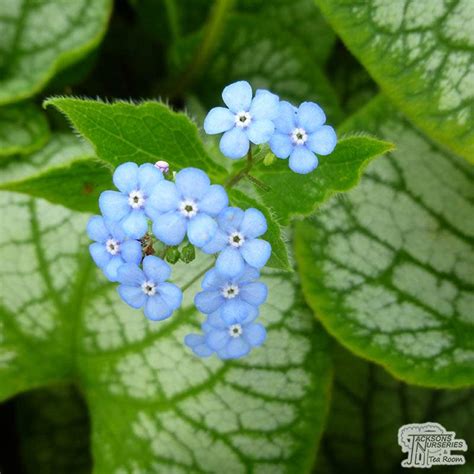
[0,0,112,105]
[45,97,228,181]
[0,189,332,471]
[316,0,474,162]
[252,135,394,225]
[0,103,49,157]
[0,133,112,213]
[229,189,291,272]
[315,345,474,473]
[295,96,474,388]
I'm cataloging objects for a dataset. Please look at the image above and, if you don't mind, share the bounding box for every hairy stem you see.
[225,148,254,188]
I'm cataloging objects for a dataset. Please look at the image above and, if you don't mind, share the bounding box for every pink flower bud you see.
[154,160,170,173]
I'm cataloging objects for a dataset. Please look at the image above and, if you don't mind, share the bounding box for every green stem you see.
[164,0,180,42]
[182,262,215,292]
[225,148,254,188]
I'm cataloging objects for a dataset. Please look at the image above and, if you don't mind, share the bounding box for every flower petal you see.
[117,284,147,309]
[147,180,180,213]
[87,216,109,243]
[225,337,251,359]
[306,125,337,156]
[138,163,163,196]
[103,255,124,282]
[121,209,148,239]
[99,191,130,221]
[273,101,296,134]
[107,220,126,242]
[144,295,173,321]
[296,101,326,133]
[205,311,227,329]
[113,162,139,193]
[143,255,171,283]
[219,127,249,159]
[240,281,268,306]
[249,89,280,120]
[184,334,213,357]
[216,246,245,277]
[222,80,253,113]
[269,132,293,159]
[175,167,210,200]
[243,323,266,347]
[158,282,182,310]
[120,240,143,265]
[199,185,228,216]
[204,107,235,134]
[241,238,271,269]
[236,265,260,284]
[201,229,227,255]
[187,214,217,248]
[89,242,111,268]
[289,146,318,174]
[240,208,267,239]
[117,263,145,286]
[152,211,187,246]
[221,299,257,324]
[201,268,227,290]
[247,119,275,145]
[195,289,224,314]
[217,207,244,233]
[206,329,230,351]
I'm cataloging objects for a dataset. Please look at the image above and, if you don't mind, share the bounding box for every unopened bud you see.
[165,246,180,264]
[155,160,170,173]
[180,243,196,263]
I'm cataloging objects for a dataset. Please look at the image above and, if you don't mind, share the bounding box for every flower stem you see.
[225,148,254,188]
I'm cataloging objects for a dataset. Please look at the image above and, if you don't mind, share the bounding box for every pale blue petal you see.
[99,191,130,221]
[222,80,252,113]
[138,163,163,196]
[225,338,250,359]
[144,295,172,321]
[120,240,142,265]
[201,229,227,254]
[273,101,296,134]
[89,242,111,268]
[199,185,228,216]
[240,208,267,239]
[117,284,147,308]
[306,126,337,156]
[241,239,271,269]
[152,211,187,245]
[187,214,217,248]
[201,268,227,290]
[204,107,235,134]
[103,255,124,282]
[216,246,245,277]
[195,289,224,314]
[121,209,148,239]
[113,162,139,193]
[106,220,126,242]
[175,167,210,200]
[243,323,266,347]
[289,146,318,174]
[206,329,230,351]
[184,334,213,357]
[296,101,326,133]
[246,119,275,145]
[158,282,182,310]
[249,89,279,120]
[217,207,244,233]
[205,311,227,329]
[147,180,179,213]
[221,299,253,324]
[269,132,293,159]
[240,281,268,306]
[220,127,249,159]
[117,263,145,286]
[143,255,171,283]
[236,265,260,284]
[87,216,109,243]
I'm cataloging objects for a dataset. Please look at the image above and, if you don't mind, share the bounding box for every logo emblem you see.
[398,422,467,468]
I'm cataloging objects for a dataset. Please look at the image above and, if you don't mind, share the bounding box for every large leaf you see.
[0,188,332,471]
[0,103,49,157]
[315,345,474,473]
[45,98,227,180]
[252,136,394,225]
[316,0,474,162]
[0,0,112,105]
[295,96,474,388]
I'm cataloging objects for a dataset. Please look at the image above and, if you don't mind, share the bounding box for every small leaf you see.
[253,135,394,224]
[45,98,227,180]
[0,103,50,157]
[295,96,474,388]
[0,0,112,104]
[229,189,292,271]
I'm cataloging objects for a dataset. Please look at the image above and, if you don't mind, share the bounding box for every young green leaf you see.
[252,135,394,224]
[0,103,50,157]
[228,189,291,271]
[316,0,474,162]
[295,96,474,388]
[45,98,228,180]
[0,0,112,105]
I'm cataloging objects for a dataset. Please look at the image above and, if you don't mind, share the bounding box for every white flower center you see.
[128,190,145,209]
[105,238,120,255]
[235,111,252,128]
[222,284,240,299]
[228,231,245,248]
[291,127,308,145]
[228,324,243,338]
[179,199,198,218]
[141,280,156,296]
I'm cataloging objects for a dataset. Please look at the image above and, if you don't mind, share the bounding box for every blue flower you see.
[194,265,267,315]
[99,162,164,239]
[269,101,337,174]
[148,167,228,247]
[204,81,279,159]
[87,215,142,282]
[202,207,271,277]
[117,255,182,321]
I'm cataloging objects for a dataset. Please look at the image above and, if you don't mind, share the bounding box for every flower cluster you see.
[204,80,337,174]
